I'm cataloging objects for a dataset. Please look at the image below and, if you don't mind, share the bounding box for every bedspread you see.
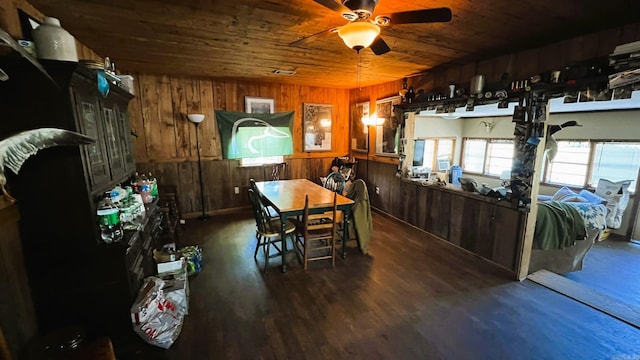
[534,201,587,250]
[562,202,607,231]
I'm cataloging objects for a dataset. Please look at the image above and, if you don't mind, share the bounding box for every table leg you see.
[280,214,288,273]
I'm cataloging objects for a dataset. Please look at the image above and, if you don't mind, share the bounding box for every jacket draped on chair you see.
[345,179,372,254]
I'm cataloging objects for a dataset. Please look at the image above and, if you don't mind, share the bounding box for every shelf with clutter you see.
[394,47,640,118]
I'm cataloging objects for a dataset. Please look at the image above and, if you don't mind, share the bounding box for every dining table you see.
[254,179,355,272]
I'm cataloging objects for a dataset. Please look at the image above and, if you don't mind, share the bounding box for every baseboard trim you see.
[182,206,250,219]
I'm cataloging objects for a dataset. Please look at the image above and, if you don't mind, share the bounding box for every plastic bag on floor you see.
[130,277,185,349]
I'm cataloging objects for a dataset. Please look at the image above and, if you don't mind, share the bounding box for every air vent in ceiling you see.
[272,69,296,76]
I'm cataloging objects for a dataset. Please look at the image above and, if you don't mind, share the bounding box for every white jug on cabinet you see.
[32,17,78,62]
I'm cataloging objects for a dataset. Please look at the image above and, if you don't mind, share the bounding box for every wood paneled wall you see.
[351,23,640,117]
[350,22,640,216]
[128,75,351,216]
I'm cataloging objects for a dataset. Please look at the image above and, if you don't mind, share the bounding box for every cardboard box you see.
[157,259,184,276]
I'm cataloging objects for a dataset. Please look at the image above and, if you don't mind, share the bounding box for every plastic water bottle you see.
[450,165,463,186]
[97,196,123,243]
[139,181,153,204]
[148,172,158,198]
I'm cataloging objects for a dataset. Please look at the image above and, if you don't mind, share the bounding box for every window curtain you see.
[215,111,294,159]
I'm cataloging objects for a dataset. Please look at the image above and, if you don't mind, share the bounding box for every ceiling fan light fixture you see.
[337,21,380,52]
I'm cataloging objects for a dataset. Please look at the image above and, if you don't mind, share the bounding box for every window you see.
[462,139,486,173]
[591,142,640,189]
[544,141,590,186]
[413,138,454,171]
[485,140,513,176]
[462,138,513,176]
[543,140,640,190]
[240,155,283,167]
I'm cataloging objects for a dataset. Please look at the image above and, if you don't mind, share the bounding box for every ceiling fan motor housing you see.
[342,0,378,19]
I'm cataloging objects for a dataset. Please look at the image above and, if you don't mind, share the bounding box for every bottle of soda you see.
[131,172,142,194]
[96,193,123,243]
[148,172,158,198]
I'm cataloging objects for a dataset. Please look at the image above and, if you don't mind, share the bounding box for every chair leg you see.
[303,237,310,271]
[264,237,271,272]
[254,232,262,259]
[331,236,336,267]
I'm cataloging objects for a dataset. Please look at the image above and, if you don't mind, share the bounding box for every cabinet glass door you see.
[118,108,135,174]
[77,96,110,189]
[102,103,126,181]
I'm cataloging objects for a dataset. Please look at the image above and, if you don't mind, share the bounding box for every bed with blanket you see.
[528,188,608,274]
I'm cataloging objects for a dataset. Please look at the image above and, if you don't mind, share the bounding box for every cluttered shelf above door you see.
[396,74,615,116]
[396,48,640,116]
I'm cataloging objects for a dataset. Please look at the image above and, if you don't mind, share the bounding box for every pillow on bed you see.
[552,187,588,203]
[578,189,607,205]
[537,194,553,202]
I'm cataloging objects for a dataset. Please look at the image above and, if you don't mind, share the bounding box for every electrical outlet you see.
[179,219,186,225]
[234,186,240,195]
[375,186,380,195]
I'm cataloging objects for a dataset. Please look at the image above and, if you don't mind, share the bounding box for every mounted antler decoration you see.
[0,128,95,203]
[480,120,494,133]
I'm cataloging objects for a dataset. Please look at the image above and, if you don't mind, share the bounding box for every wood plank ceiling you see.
[26,0,640,89]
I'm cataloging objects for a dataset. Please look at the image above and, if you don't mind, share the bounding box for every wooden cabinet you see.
[425,187,451,240]
[444,188,524,271]
[0,58,144,339]
[68,69,134,192]
[398,179,524,272]
[74,81,112,189]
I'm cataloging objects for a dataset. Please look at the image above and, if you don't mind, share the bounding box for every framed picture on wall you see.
[303,103,332,152]
[351,101,369,152]
[245,96,275,114]
[375,95,402,156]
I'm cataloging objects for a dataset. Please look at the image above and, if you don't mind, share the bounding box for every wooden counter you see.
[385,177,527,273]
[401,178,523,209]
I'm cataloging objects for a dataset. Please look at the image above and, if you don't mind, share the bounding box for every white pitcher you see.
[32,16,78,62]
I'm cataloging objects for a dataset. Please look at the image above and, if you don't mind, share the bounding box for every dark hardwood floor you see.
[117,212,640,360]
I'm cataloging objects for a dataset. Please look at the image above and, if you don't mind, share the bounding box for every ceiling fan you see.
[290,0,452,55]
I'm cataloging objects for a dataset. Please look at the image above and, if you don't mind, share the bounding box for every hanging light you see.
[338,21,380,53]
[362,116,385,126]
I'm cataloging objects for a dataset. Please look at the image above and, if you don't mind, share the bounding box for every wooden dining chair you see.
[248,189,296,271]
[293,192,338,270]
[249,178,278,218]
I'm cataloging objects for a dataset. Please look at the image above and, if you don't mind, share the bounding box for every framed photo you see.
[351,101,369,152]
[375,96,402,156]
[245,96,275,114]
[303,103,332,152]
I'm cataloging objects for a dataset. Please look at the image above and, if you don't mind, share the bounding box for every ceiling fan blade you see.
[370,37,391,55]
[312,0,354,14]
[389,7,452,25]
[289,27,338,47]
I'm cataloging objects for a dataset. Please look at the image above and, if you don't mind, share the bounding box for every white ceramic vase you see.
[32,16,78,62]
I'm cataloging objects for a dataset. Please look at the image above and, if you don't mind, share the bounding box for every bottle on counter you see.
[148,172,158,198]
[139,179,153,204]
[131,172,142,194]
[97,193,123,243]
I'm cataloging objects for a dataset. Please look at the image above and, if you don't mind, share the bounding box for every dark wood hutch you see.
[0,55,161,341]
